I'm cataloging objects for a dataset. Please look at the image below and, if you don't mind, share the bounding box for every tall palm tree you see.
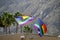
[0,12,16,34]
[0,15,6,34]
[7,13,16,34]
[14,12,23,33]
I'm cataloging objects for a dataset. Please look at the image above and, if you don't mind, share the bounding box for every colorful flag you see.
[34,18,47,37]
[34,23,43,37]
[37,18,44,25]
[42,24,47,33]
[15,15,34,26]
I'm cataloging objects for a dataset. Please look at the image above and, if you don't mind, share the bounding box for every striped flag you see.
[34,18,47,37]
[15,15,35,26]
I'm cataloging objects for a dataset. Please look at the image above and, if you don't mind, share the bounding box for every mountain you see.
[0,0,60,36]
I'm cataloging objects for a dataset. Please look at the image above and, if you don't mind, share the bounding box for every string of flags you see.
[15,15,47,37]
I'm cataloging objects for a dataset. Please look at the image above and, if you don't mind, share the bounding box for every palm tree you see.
[14,12,23,33]
[0,12,16,34]
[7,13,16,34]
[0,15,5,28]
[24,25,33,40]
[24,25,32,33]
[14,12,23,17]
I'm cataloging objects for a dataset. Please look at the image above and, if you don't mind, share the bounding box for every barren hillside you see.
[0,0,60,36]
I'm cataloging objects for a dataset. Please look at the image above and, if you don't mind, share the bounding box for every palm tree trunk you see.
[9,27,10,34]
[21,26,23,33]
[3,27,5,34]
[3,27,7,34]
[5,27,7,34]
[16,24,18,33]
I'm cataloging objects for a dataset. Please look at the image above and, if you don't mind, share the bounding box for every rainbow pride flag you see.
[34,18,47,37]
[15,15,34,26]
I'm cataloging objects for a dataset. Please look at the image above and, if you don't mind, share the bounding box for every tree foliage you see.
[0,12,16,27]
[14,12,23,17]
[24,25,33,33]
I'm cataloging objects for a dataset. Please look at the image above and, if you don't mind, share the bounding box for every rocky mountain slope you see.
[0,0,60,36]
